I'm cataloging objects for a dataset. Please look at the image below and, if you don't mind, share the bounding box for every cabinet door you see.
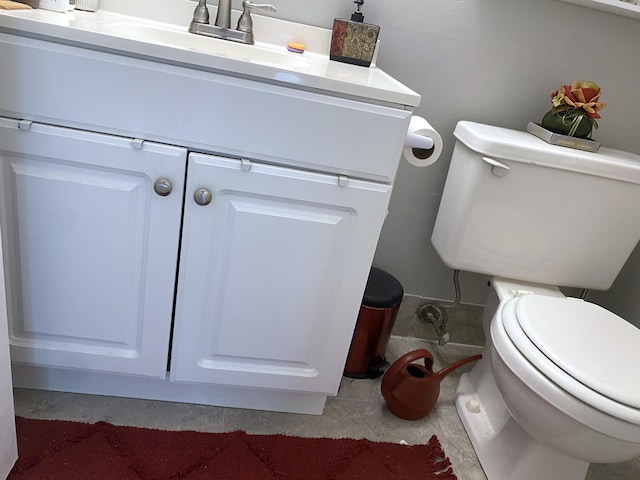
[171,153,392,394]
[0,224,17,479]
[0,118,186,378]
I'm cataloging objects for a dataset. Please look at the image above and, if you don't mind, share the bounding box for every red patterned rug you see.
[9,416,457,479]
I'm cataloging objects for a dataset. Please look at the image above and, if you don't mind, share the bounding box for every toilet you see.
[431,121,640,480]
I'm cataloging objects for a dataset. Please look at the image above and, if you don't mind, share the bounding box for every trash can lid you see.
[362,267,404,308]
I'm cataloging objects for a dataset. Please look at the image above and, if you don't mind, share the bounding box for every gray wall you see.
[591,242,640,328]
[265,0,640,308]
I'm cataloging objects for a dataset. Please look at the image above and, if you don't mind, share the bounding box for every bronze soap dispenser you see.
[330,0,380,67]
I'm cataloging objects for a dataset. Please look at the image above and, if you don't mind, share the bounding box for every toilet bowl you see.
[430,121,640,480]
[456,279,640,480]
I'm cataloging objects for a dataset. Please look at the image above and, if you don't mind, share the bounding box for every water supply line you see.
[416,269,461,345]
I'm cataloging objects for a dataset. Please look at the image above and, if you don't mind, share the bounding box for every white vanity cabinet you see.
[1,121,392,412]
[0,118,187,378]
[171,153,391,393]
[0,16,418,413]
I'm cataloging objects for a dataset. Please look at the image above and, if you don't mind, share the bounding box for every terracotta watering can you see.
[381,349,482,420]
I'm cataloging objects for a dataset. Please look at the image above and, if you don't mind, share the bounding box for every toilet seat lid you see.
[512,295,640,409]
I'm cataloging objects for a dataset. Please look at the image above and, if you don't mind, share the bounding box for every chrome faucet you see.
[189,0,277,45]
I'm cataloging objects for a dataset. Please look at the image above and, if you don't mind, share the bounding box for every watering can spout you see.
[436,354,483,379]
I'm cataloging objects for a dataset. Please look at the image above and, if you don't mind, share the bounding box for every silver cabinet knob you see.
[193,188,213,206]
[154,178,173,196]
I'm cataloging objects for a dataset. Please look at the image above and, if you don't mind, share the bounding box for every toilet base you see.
[456,371,589,480]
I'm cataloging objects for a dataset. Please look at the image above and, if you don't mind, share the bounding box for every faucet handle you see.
[241,1,277,16]
[237,1,277,37]
[191,0,210,25]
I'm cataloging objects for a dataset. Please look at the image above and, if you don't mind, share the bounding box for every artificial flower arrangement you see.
[540,81,607,139]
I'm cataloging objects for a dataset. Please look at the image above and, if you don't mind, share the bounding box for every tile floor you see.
[12,333,640,480]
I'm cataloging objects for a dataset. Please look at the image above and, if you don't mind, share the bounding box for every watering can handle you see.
[381,349,434,393]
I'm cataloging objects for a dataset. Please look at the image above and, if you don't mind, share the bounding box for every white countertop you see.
[0,2,421,107]
[559,0,640,20]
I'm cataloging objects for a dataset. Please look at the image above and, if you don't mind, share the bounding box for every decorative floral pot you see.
[541,108,595,139]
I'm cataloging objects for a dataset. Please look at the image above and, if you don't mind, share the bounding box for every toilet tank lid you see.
[454,121,640,185]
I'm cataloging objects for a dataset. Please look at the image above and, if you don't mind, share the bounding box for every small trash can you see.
[343,267,403,379]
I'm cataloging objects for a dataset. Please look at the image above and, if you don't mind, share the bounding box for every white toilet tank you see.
[432,121,640,290]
